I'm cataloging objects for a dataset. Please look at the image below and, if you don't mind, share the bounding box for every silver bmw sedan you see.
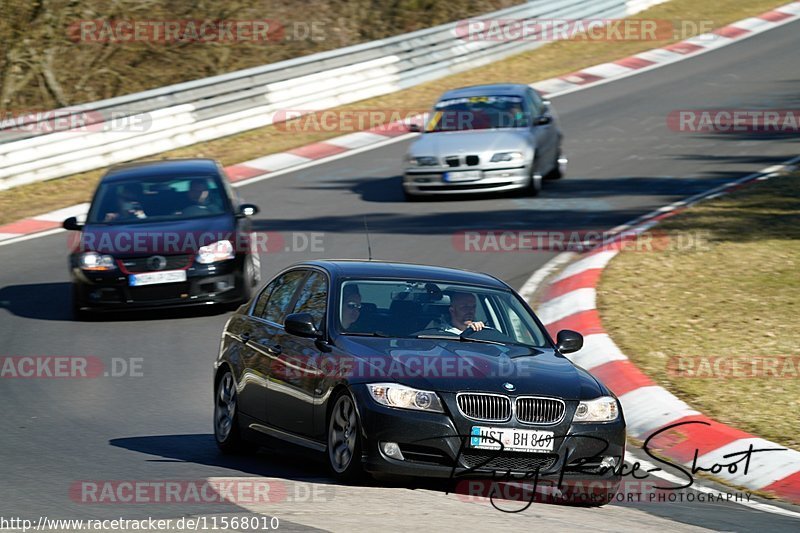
[403,83,566,199]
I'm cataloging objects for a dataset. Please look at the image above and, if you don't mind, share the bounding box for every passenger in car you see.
[104,182,147,221]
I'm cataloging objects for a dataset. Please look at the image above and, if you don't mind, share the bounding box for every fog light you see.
[600,456,618,469]
[382,442,404,460]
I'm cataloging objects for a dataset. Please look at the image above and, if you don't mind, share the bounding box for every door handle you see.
[267,344,282,355]
[240,332,251,344]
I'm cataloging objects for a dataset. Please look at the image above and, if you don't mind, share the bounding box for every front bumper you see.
[70,255,247,311]
[403,166,530,195]
[353,387,626,483]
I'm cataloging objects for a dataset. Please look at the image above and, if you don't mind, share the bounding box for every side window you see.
[252,278,278,318]
[526,89,543,117]
[218,168,239,210]
[291,271,328,330]
[262,270,307,324]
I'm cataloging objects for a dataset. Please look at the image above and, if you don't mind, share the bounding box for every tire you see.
[249,246,262,286]
[327,392,364,482]
[239,255,258,304]
[544,147,564,180]
[526,162,542,197]
[71,285,93,321]
[403,189,421,202]
[214,370,254,454]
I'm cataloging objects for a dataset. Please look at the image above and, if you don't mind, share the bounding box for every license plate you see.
[443,170,481,182]
[470,426,554,453]
[129,270,187,287]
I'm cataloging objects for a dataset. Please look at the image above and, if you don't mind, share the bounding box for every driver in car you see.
[438,291,486,334]
[341,284,362,331]
[181,179,217,216]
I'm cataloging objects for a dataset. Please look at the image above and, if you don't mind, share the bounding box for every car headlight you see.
[367,383,444,413]
[79,251,116,271]
[196,240,235,264]
[573,396,619,422]
[407,155,439,167]
[490,151,524,163]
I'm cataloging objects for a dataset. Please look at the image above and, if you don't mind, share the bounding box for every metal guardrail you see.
[0,0,664,190]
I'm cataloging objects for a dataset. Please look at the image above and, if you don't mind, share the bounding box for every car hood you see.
[408,129,532,157]
[75,214,237,257]
[336,337,604,400]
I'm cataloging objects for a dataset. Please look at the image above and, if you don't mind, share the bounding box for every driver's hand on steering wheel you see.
[464,321,486,332]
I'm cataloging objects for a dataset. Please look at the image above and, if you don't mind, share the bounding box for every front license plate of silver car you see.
[443,171,481,182]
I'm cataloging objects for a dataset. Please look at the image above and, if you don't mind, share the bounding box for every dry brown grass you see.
[598,173,800,448]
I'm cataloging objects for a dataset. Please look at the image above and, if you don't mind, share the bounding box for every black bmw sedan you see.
[63,159,260,317]
[214,260,625,504]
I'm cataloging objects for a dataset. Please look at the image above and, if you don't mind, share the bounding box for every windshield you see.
[86,174,229,224]
[337,279,548,347]
[426,95,529,132]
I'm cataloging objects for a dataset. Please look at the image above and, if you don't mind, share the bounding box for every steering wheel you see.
[460,325,517,344]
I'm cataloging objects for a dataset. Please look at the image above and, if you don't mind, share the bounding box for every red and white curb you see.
[1,2,798,246]
[530,1,800,97]
[533,157,800,504]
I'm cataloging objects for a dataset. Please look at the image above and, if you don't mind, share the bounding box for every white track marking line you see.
[518,252,574,301]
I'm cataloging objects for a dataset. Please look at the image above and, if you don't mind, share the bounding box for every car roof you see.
[295,260,509,289]
[438,83,530,101]
[101,159,222,183]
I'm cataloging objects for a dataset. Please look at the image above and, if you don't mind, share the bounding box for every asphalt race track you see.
[1,18,799,532]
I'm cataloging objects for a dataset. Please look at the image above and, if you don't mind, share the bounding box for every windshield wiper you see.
[413,334,505,346]
[343,331,390,338]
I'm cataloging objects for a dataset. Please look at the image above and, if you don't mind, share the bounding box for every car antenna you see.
[363,215,373,261]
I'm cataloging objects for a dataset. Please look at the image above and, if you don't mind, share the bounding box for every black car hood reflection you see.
[335,336,603,399]
[76,214,236,257]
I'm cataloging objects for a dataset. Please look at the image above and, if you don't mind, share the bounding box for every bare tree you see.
[0,0,520,113]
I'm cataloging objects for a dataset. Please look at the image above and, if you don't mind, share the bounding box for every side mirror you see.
[534,115,552,126]
[238,204,259,217]
[62,216,83,231]
[408,123,422,133]
[285,313,321,338]
[556,329,583,354]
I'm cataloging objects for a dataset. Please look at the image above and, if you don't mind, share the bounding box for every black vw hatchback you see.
[214,260,626,505]
[63,159,260,317]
